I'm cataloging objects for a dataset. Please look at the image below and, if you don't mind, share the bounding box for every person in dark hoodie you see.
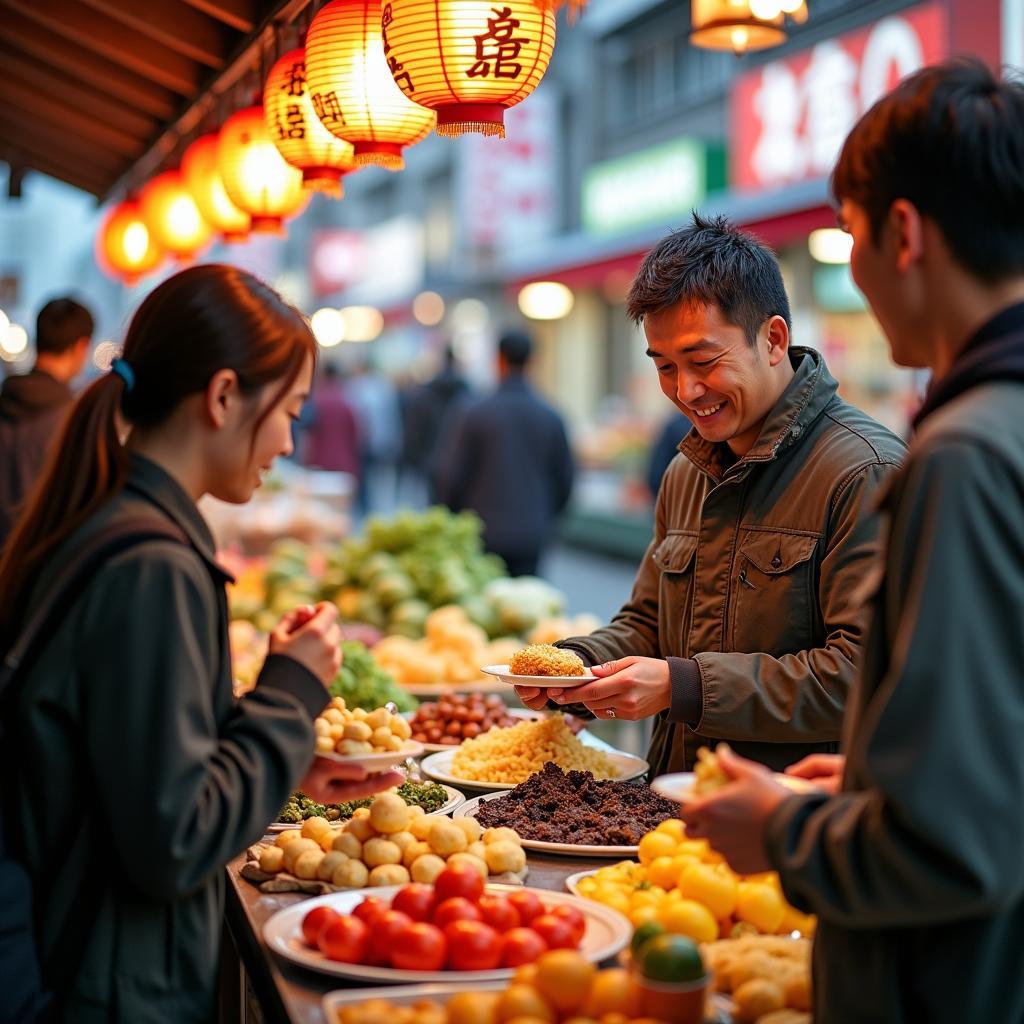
[0,297,93,545]
[680,61,1024,1023]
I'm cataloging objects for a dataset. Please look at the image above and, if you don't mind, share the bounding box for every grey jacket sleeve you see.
[764,442,1024,925]
[431,405,475,510]
[79,543,326,901]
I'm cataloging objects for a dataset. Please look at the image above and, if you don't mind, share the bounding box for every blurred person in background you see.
[346,359,402,516]
[680,61,1024,1023]
[517,215,905,774]
[304,362,360,481]
[0,296,93,546]
[433,329,574,577]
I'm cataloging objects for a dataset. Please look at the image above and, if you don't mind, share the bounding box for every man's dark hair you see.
[626,213,791,346]
[832,59,1024,282]
[498,330,533,367]
[35,297,94,356]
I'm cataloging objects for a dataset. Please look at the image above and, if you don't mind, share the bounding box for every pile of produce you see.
[330,640,419,713]
[408,693,521,746]
[277,781,449,825]
[301,865,584,971]
[704,933,811,1022]
[314,697,413,758]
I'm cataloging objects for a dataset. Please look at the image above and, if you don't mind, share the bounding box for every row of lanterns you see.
[98,0,555,284]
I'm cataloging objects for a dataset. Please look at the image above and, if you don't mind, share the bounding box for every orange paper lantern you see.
[140,170,213,260]
[305,0,436,171]
[217,106,309,234]
[97,199,164,285]
[265,48,356,196]
[380,0,555,138]
[182,133,252,242]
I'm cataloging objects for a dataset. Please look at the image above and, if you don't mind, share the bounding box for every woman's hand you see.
[546,657,672,721]
[513,685,550,711]
[269,601,342,685]
[785,753,845,795]
[299,757,404,804]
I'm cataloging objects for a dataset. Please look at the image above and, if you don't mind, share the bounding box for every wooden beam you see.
[0,45,159,142]
[78,0,231,69]
[0,146,107,196]
[180,0,256,33]
[2,9,178,120]
[0,109,131,173]
[0,80,146,159]
[1,0,202,96]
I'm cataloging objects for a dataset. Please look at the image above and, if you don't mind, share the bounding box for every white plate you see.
[264,883,631,983]
[419,747,650,792]
[455,794,645,858]
[481,664,596,688]
[317,740,424,771]
[651,771,817,805]
[403,707,544,754]
[266,784,465,833]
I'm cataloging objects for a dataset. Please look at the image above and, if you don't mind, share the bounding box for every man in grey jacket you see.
[681,61,1024,1022]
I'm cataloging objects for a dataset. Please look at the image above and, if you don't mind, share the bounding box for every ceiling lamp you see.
[181,133,252,243]
[96,199,164,285]
[691,0,807,54]
[380,0,556,138]
[305,0,436,171]
[265,48,357,197]
[139,170,213,261]
[217,106,309,234]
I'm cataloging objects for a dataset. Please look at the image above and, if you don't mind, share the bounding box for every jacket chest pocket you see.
[730,530,819,654]
[653,532,698,657]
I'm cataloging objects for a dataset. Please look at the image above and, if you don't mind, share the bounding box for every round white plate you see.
[651,771,816,805]
[481,664,595,688]
[266,784,465,833]
[404,708,544,754]
[317,740,424,771]
[419,747,650,792]
[264,882,631,983]
[455,794,643,858]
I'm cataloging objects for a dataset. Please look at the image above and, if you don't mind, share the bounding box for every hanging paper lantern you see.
[690,0,794,53]
[182,133,252,243]
[305,0,436,171]
[217,106,309,234]
[139,170,213,260]
[264,48,356,196]
[96,199,164,285]
[380,0,555,138]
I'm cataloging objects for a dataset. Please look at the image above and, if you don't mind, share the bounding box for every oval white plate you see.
[481,664,595,688]
[456,794,643,858]
[651,771,817,805]
[264,882,631,983]
[404,707,544,754]
[419,747,650,792]
[317,740,424,771]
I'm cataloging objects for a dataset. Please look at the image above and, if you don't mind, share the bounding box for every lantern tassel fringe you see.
[436,122,506,140]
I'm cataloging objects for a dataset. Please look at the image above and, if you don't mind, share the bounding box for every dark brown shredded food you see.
[474,762,679,846]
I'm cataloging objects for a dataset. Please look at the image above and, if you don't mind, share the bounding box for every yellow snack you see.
[403,841,433,868]
[369,792,411,834]
[317,850,349,882]
[410,853,447,884]
[332,858,370,888]
[368,864,411,887]
[363,838,402,868]
[428,818,468,857]
[389,831,417,855]
[483,826,521,846]
[301,816,333,840]
[258,846,285,873]
[292,848,324,880]
[275,830,303,849]
[446,852,488,878]
[453,817,482,844]
[409,814,435,841]
[509,644,585,677]
[693,745,731,795]
[346,815,377,843]
[733,978,785,1022]
[484,839,526,875]
[332,832,363,859]
[468,840,488,861]
[282,838,320,874]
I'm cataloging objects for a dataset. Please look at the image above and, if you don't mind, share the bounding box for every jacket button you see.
[791,425,802,438]
[771,554,782,568]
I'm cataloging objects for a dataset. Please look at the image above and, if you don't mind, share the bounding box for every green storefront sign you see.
[582,138,726,236]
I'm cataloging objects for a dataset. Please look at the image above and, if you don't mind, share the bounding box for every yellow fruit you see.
[629,890,663,911]
[654,818,686,842]
[637,831,677,866]
[582,968,641,1018]
[513,963,539,988]
[446,992,501,1024]
[735,882,785,934]
[577,877,598,897]
[629,905,660,928]
[597,1015,629,1024]
[658,898,719,943]
[645,856,679,891]
[495,984,555,1023]
[534,950,596,1014]
[777,905,817,937]
[677,862,738,921]
[598,890,630,915]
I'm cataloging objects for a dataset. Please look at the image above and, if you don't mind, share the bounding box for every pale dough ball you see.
[454,817,482,844]
[315,735,335,754]
[403,841,433,869]
[332,859,370,888]
[293,849,325,880]
[446,852,488,879]
[483,827,521,846]
[333,832,363,859]
[344,721,373,742]
[410,854,447,885]
[392,716,412,740]
[428,819,468,857]
[282,838,320,874]
[467,841,488,862]
[346,816,377,843]
[368,864,411,887]
[276,830,303,849]
[317,851,349,882]
[484,840,526,875]
[409,815,434,841]
[783,971,812,1012]
[259,846,285,873]
[406,805,426,821]
[733,979,785,1023]
[371,726,394,749]
[301,816,333,840]
[369,793,411,834]
[338,739,373,756]
[363,838,402,868]
[364,708,391,731]
[389,831,417,855]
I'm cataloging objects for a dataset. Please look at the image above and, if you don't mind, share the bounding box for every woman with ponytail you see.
[0,265,397,1023]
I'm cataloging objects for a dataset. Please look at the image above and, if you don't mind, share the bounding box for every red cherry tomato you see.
[507,889,544,925]
[443,920,503,971]
[434,863,485,904]
[500,926,548,967]
[549,904,586,944]
[530,913,577,950]
[391,922,448,972]
[301,906,341,948]
[317,916,368,963]
[392,883,437,923]
[365,909,414,967]
[477,894,521,933]
[432,896,482,929]
[352,896,388,928]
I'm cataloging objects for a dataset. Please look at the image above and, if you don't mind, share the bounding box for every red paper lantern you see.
[140,170,213,260]
[96,199,164,285]
[182,133,252,242]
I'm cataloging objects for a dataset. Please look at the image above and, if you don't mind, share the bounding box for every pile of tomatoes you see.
[301,863,585,972]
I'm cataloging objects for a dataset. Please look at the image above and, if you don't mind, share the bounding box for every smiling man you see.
[517,214,905,774]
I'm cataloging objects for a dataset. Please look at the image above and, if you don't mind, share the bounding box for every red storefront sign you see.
[309,229,366,297]
[730,3,946,192]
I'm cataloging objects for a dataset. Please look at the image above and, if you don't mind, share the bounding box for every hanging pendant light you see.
[691,0,803,54]
[139,170,213,261]
[264,48,356,196]
[305,0,436,172]
[379,0,556,138]
[96,199,164,286]
[182,133,252,243]
[217,106,309,234]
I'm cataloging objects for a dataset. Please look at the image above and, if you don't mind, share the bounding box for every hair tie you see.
[111,357,135,393]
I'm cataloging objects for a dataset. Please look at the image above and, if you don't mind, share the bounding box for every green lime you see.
[638,934,705,983]
[630,920,666,959]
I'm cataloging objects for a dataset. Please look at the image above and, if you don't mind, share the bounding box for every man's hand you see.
[785,753,845,795]
[299,757,404,804]
[678,746,795,874]
[546,656,672,721]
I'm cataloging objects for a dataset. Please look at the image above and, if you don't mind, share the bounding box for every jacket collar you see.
[680,347,838,480]
[913,301,1024,428]
[124,454,234,584]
